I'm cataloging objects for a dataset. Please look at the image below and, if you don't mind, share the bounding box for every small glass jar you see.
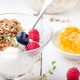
[26,0,79,14]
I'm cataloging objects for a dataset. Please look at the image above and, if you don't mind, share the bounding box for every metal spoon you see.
[34,0,52,78]
[33,0,53,28]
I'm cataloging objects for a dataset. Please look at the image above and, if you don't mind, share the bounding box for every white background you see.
[0,0,80,80]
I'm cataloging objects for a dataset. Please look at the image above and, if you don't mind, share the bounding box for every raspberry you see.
[25,41,40,50]
[66,67,80,80]
[28,29,40,42]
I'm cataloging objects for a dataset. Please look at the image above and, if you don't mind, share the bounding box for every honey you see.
[59,26,80,54]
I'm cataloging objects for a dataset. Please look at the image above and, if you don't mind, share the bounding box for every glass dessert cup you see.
[0,13,53,80]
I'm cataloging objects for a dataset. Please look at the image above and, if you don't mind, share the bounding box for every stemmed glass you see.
[0,13,53,80]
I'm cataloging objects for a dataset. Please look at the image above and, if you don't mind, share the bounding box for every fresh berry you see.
[66,67,80,80]
[16,32,29,45]
[28,28,40,42]
[25,41,40,50]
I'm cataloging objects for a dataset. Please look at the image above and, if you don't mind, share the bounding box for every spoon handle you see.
[33,0,52,28]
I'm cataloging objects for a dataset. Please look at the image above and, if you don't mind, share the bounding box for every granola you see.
[0,19,23,51]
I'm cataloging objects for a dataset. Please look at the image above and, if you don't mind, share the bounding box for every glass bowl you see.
[0,13,53,80]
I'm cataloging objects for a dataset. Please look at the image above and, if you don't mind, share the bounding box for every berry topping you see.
[25,41,40,50]
[66,67,80,80]
[16,32,29,45]
[28,28,40,42]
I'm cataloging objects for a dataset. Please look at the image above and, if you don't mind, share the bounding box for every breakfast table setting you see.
[0,0,80,80]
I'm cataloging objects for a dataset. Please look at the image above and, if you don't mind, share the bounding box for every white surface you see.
[0,0,80,80]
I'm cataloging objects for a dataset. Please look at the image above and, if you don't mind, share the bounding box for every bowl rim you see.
[0,13,53,53]
[53,30,80,56]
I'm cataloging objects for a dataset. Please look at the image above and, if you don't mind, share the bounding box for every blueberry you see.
[16,32,29,45]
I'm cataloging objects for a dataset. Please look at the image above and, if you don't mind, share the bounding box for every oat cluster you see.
[0,19,22,51]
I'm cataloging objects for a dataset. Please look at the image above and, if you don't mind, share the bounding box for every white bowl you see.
[27,0,79,14]
[53,30,80,60]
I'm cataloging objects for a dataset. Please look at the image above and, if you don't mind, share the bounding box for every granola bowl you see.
[0,13,53,80]
[27,0,79,14]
